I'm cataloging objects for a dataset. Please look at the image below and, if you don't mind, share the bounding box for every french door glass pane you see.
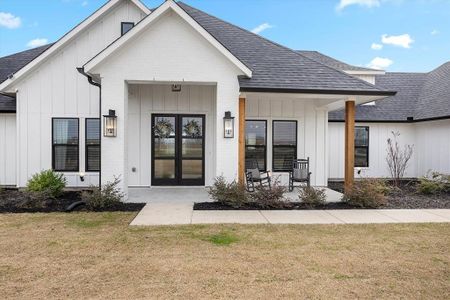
[154,160,175,179]
[154,138,175,157]
[154,117,176,138]
[182,139,203,158]
[182,160,202,179]
[182,117,203,137]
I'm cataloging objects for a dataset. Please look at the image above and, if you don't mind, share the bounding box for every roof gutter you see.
[239,87,397,97]
[329,115,450,123]
[77,67,102,189]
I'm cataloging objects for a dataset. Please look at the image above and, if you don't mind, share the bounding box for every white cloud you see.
[337,0,380,11]
[431,29,439,35]
[251,23,274,34]
[371,43,383,50]
[0,12,21,29]
[81,1,88,6]
[381,34,414,48]
[367,57,393,70]
[27,38,49,48]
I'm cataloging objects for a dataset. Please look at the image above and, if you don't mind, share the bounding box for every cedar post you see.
[238,97,246,184]
[344,100,355,193]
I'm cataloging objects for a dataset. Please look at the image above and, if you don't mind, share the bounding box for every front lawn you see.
[0,213,449,299]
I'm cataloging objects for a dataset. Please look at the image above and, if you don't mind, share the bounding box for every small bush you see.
[82,177,124,209]
[26,170,66,198]
[249,180,290,209]
[298,186,326,207]
[208,176,249,208]
[343,179,388,208]
[417,172,450,194]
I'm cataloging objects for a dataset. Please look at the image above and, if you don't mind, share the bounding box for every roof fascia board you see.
[131,0,151,14]
[239,87,396,97]
[84,1,252,77]
[0,0,150,92]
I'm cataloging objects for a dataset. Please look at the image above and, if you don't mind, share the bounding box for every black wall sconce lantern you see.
[223,111,234,138]
[103,109,117,137]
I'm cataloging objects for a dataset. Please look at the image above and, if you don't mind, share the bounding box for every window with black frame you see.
[52,118,79,172]
[86,119,100,172]
[272,120,297,172]
[245,120,267,171]
[355,126,369,167]
[121,22,134,35]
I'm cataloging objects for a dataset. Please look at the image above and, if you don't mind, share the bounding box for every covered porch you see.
[127,186,343,204]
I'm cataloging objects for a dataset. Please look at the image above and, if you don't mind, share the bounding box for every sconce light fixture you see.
[223,111,234,138]
[103,109,117,137]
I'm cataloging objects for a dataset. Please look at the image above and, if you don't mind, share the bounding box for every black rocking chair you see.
[288,158,312,192]
[245,160,271,192]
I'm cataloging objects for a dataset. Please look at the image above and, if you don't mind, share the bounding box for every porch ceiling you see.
[241,91,387,112]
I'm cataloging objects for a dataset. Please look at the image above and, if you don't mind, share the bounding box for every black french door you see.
[151,114,205,186]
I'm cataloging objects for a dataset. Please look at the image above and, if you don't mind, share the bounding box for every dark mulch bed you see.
[329,180,450,209]
[0,189,145,213]
[194,202,358,210]
[195,180,450,210]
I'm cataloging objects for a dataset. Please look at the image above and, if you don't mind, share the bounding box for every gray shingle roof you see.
[297,50,378,72]
[329,63,450,122]
[0,44,53,84]
[0,44,53,112]
[177,2,393,96]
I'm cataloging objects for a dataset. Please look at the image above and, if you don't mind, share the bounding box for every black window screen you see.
[272,121,297,172]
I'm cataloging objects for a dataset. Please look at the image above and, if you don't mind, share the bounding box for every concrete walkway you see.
[130,204,450,226]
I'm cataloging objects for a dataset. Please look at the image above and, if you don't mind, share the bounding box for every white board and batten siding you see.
[328,120,450,179]
[246,95,328,186]
[13,1,146,187]
[415,119,450,176]
[127,84,216,187]
[0,114,16,186]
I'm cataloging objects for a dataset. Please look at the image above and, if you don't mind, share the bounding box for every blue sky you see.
[0,0,449,72]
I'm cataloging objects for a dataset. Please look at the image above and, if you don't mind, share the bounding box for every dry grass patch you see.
[0,213,449,299]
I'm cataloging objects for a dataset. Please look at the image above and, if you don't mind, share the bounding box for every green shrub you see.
[82,177,124,209]
[208,176,250,208]
[417,172,450,194]
[26,170,66,198]
[298,186,326,207]
[343,179,388,208]
[249,181,290,209]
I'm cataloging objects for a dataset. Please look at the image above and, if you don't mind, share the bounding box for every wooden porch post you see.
[238,97,246,184]
[344,100,355,193]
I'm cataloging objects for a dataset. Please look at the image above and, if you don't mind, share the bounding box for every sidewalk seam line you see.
[323,211,347,224]
[258,210,271,224]
[422,209,450,221]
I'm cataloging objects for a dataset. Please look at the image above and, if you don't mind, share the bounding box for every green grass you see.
[207,232,239,245]
[0,213,448,299]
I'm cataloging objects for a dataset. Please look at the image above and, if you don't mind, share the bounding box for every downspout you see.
[76,67,102,189]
